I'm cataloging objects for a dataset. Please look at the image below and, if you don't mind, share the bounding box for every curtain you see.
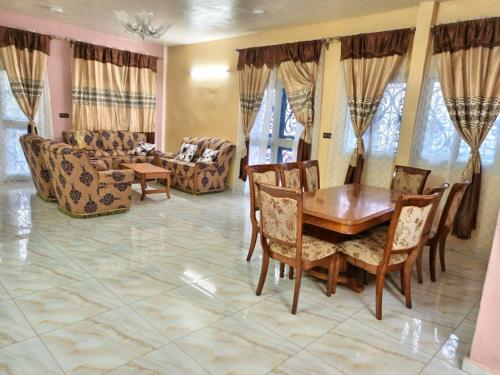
[432,17,500,239]
[341,29,412,184]
[72,41,157,133]
[0,27,51,135]
[237,39,322,179]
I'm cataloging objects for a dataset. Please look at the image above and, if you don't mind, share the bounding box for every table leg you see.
[165,174,171,199]
[140,174,146,201]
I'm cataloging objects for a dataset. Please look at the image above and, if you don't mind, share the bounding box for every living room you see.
[0,1,499,374]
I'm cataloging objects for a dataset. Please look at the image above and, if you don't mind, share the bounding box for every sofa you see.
[47,143,134,217]
[62,130,159,170]
[155,137,236,194]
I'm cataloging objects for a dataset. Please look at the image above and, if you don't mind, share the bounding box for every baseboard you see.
[463,357,497,375]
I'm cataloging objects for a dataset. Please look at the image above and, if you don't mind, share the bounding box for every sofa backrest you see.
[181,137,233,159]
[62,130,148,152]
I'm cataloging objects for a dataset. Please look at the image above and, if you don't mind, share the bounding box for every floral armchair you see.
[19,134,56,201]
[47,143,135,218]
[155,137,236,194]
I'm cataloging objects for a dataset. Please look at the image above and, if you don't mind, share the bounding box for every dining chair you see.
[255,183,339,314]
[245,164,280,262]
[278,162,303,190]
[391,165,431,194]
[415,183,449,283]
[300,160,320,192]
[421,181,470,282]
[333,192,440,320]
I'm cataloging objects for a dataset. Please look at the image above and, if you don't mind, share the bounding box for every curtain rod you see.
[64,37,163,60]
[234,27,417,52]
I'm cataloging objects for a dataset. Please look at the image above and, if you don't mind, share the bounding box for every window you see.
[343,82,406,156]
[418,81,499,166]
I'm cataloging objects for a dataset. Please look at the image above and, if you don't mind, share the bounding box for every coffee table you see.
[120,163,172,201]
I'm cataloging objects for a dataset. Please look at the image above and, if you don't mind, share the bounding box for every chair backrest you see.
[278,162,302,190]
[300,160,320,192]
[422,183,449,237]
[257,183,303,259]
[435,180,470,239]
[247,164,279,216]
[391,165,431,194]
[383,192,441,264]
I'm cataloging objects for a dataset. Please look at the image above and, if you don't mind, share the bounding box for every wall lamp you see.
[190,65,229,80]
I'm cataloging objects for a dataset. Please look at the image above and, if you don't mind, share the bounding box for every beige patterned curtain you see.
[72,42,157,132]
[341,29,412,184]
[0,27,51,134]
[433,17,500,239]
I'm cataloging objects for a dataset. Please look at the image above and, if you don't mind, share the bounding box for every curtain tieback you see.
[27,119,38,135]
[349,138,364,167]
[463,147,481,179]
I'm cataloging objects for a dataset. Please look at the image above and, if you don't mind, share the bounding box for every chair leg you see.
[279,263,285,278]
[403,265,412,309]
[429,241,438,282]
[331,255,341,295]
[439,238,447,272]
[400,269,405,295]
[256,252,269,296]
[416,252,423,284]
[291,266,302,314]
[327,257,334,297]
[246,224,258,262]
[288,266,294,280]
[363,270,369,285]
[375,272,386,320]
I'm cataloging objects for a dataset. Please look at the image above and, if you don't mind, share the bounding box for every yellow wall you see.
[165,0,500,187]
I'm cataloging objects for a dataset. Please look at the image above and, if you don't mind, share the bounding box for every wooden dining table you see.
[302,183,401,292]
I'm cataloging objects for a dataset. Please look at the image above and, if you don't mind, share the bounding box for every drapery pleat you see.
[432,17,500,239]
[72,41,157,132]
[0,27,51,134]
[341,28,412,183]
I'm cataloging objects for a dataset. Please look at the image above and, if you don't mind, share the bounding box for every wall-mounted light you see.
[190,65,229,80]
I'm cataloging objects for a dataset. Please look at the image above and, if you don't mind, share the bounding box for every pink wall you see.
[468,211,500,374]
[0,9,164,145]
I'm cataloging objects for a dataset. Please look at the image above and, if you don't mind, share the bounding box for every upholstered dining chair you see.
[419,181,470,282]
[391,165,431,194]
[332,192,441,320]
[300,160,320,192]
[278,162,303,190]
[255,183,339,314]
[245,164,280,262]
[415,183,449,283]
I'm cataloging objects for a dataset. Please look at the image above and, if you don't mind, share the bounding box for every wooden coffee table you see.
[120,163,172,201]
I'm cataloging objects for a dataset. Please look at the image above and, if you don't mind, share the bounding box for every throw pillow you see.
[132,142,156,156]
[196,148,219,162]
[175,143,198,162]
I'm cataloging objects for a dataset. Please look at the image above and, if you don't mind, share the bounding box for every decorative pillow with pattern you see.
[132,142,156,156]
[196,148,219,162]
[175,143,198,162]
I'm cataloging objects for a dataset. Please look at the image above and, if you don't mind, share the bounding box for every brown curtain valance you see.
[433,17,500,54]
[73,41,158,72]
[341,28,413,60]
[0,26,51,55]
[237,39,322,70]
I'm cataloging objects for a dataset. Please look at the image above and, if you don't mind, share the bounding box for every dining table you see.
[302,183,401,292]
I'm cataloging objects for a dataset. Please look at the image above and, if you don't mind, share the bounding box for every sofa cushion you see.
[183,137,209,159]
[119,131,147,150]
[175,143,197,162]
[99,131,123,151]
[132,142,156,156]
[196,148,219,162]
[72,131,101,151]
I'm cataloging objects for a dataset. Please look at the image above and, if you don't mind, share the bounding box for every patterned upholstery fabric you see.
[337,229,408,266]
[156,137,236,194]
[20,134,55,201]
[270,235,337,262]
[253,171,278,208]
[305,165,319,192]
[118,131,147,150]
[260,191,298,243]
[48,143,134,217]
[393,205,432,250]
[393,170,425,194]
[283,168,302,190]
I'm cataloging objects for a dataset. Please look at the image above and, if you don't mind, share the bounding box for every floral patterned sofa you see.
[62,130,160,170]
[155,137,236,194]
[47,143,135,218]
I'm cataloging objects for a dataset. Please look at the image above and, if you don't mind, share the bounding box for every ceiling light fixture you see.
[252,9,265,16]
[191,65,229,80]
[47,6,63,13]
[113,10,172,41]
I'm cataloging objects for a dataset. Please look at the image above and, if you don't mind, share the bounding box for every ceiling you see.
[0,0,426,46]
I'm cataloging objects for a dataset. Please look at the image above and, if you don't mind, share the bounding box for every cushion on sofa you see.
[119,131,147,150]
[196,148,219,162]
[132,142,156,156]
[73,131,101,151]
[175,143,198,162]
[99,131,123,150]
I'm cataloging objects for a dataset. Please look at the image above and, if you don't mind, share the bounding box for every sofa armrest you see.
[98,169,135,185]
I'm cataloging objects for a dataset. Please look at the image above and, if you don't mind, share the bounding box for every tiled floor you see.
[0,181,488,374]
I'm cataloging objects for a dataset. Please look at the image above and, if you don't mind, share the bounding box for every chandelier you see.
[113,10,172,40]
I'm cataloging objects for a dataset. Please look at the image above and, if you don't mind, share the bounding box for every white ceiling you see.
[0,0,426,46]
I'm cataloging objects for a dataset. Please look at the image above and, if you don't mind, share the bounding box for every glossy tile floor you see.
[0,181,488,375]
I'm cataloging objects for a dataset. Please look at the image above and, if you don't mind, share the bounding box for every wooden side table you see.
[120,163,172,201]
